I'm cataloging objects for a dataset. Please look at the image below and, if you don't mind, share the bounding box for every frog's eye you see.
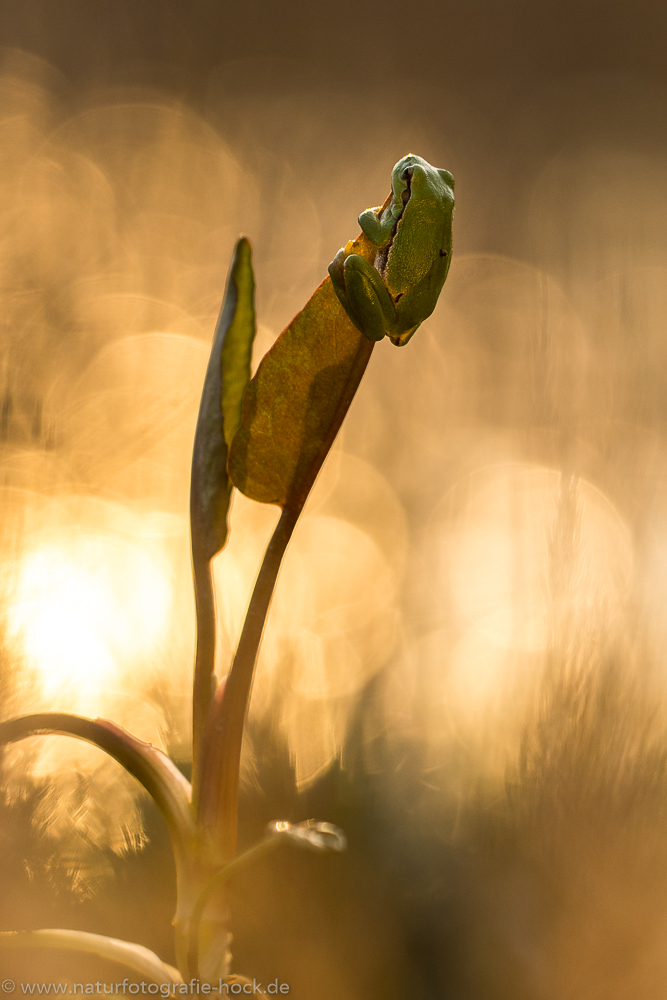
[400,167,414,206]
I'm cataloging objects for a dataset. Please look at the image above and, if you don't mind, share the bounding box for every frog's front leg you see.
[328,247,395,343]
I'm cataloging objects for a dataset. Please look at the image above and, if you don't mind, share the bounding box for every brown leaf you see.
[227,233,376,510]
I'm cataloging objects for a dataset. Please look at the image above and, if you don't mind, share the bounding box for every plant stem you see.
[187,833,284,978]
[191,551,216,804]
[0,930,182,985]
[0,713,206,982]
[196,505,299,855]
[197,333,375,858]
[0,713,196,856]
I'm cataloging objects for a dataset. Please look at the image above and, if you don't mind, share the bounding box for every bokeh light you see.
[3,32,667,994]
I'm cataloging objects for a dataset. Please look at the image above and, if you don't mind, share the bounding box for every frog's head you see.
[359,155,454,249]
[392,155,455,207]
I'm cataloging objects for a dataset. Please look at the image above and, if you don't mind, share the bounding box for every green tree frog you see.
[328,154,455,346]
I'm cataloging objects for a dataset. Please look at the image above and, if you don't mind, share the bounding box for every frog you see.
[328,153,455,346]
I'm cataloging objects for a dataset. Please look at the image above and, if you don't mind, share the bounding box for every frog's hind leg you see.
[334,253,396,342]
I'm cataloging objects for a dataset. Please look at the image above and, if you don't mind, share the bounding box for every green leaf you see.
[190,237,256,561]
[221,239,257,448]
[0,930,182,985]
[227,234,376,511]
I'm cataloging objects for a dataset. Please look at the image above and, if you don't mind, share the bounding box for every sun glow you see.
[7,533,172,716]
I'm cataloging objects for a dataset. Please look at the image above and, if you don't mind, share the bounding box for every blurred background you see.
[2,1,667,997]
